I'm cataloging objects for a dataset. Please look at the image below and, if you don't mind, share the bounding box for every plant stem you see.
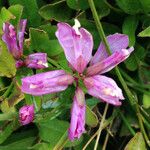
[94,103,109,150]
[47,57,61,69]
[119,110,136,136]
[136,104,150,146]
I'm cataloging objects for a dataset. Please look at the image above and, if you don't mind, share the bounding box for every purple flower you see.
[16,60,24,68]
[21,70,74,96]
[56,19,93,73]
[2,20,27,59]
[25,53,48,69]
[19,105,34,125]
[68,87,85,141]
[84,75,124,106]
[21,20,134,141]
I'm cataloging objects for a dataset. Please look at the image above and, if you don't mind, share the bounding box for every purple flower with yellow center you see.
[2,20,48,69]
[21,19,134,140]
[19,105,34,125]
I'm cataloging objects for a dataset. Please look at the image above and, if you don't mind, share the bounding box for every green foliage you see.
[0,42,16,78]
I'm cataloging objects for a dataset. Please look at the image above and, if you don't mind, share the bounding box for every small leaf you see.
[138,26,150,37]
[30,28,63,57]
[122,16,138,46]
[124,132,146,150]
[39,1,73,21]
[66,0,89,10]
[86,105,98,127]
[9,0,41,27]
[0,42,16,78]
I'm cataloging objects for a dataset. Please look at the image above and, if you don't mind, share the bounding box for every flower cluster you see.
[2,20,48,69]
[20,19,134,140]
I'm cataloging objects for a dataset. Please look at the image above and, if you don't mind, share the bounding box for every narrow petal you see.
[84,75,124,106]
[16,60,24,68]
[18,19,27,52]
[25,53,48,69]
[21,70,74,96]
[2,22,20,59]
[56,20,93,73]
[90,33,129,65]
[86,47,134,76]
[68,87,85,141]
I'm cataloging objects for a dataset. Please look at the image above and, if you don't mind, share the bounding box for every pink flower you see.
[25,53,48,69]
[21,20,134,140]
[19,105,34,125]
[21,70,74,96]
[2,20,27,59]
[2,20,48,69]
[68,87,85,141]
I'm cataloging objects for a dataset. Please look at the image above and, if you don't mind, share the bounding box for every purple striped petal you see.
[90,33,129,65]
[68,87,85,141]
[84,75,124,106]
[25,53,48,69]
[18,19,27,52]
[19,105,34,125]
[21,70,74,96]
[2,23,20,59]
[86,47,134,76]
[2,20,27,59]
[56,20,93,73]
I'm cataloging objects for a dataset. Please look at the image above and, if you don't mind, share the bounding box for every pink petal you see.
[25,53,48,69]
[18,19,27,52]
[19,105,34,125]
[16,60,24,68]
[56,21,93,73]
[68,87,85,141]
[21,70,74,96]
[86,47,134,76]
[84,75,124,106]
[90,33,129,65]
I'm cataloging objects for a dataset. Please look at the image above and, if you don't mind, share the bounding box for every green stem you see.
[0,81,14,101]
[47,57,61,69]
[136,104,150,146]
[94,104,109,150]
[119,110,136,136]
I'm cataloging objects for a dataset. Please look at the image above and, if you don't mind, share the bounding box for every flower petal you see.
[68,87,85,141]
[21,70,74,96]
[86,47,134,76]
[56,21,93,73]
[90,33,129,65]
[18,19,27,52]
[2,22,20,59]
[25,53,48,69]
[84,75,124,106]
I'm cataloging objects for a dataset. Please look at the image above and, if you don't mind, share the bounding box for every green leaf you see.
[122,16,138,46]
[66,0,89,10]
[0,120,20,144]
[8,4,23,27]
[0,42,16,78]
[124,132,146,150]
[0,137,36,150]
[30,28,63,57]
[29,143,50,150]
[0,7,15,34]
[39,0,73,21]
[138,26,150,37]
[9,0,41,27]
[116,0,141,14]
[143,94,150,109]
[86,105,98,127]
[37,119,69,149]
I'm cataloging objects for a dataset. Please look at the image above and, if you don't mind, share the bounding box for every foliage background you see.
[0,0,150,149]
